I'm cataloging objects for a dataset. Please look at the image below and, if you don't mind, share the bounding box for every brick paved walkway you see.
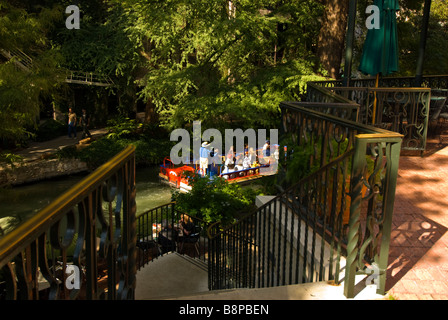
[386,141,448,300]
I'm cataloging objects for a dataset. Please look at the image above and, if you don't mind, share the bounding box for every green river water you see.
[0,166,173,235]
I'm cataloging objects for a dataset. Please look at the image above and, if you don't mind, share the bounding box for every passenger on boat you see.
[199,141,211,176]
[243,151,252,169]
[210,148,222,165]
[273,144,280,161]
[235,157,244,171]
[248,147,257,166]
[222,154,235,175]
[262,140,270,157]
[226,146,235,159]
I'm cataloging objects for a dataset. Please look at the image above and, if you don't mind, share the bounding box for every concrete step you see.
[135,252,388,300]
[166,280,387,300]
[135,252,209,300]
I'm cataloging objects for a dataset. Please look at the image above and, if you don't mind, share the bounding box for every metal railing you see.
[0,48,34,72]
[208,102,403,298]
[136,203,209,270]
[308,80,432,153]
[0,145,137,300]
[65,70,115,87]
[312,75,448,91]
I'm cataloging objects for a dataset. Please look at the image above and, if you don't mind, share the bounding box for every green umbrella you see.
[358,0,399,123]
[359,0,400,77]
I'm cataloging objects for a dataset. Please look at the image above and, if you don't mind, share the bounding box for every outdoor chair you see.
[178,225,201,256]
[136,238,161,267]
[428,97,448,136]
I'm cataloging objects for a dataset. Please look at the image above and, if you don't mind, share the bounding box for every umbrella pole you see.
[372,74,379,124]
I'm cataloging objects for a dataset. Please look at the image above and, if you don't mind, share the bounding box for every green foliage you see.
[106,116,143,140]
[116,0,325,131]
[34,119,66,142]
[77,134,173,169]
[172,174,258,225]
[0,2,65,144]
[0,151,24,169]
[55,145,78,160]
[77,138,127,168]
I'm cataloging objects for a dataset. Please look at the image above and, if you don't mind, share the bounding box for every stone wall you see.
[0,158,88,186]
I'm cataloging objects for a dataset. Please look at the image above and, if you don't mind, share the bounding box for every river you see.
[0,166,173,235]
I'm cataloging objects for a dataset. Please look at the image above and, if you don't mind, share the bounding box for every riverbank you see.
[0,128,108,187]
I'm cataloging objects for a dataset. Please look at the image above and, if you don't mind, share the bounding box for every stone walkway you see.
[13,128,108,162]
[386,141,448,300]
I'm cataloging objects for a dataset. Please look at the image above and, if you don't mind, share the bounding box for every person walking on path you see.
[80,108,92,139]
[67,107,77,139]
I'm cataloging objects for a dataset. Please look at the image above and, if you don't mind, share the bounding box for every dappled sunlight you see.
[386,145,448,298]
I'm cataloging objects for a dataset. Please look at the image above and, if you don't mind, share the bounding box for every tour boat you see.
[159,152,278,193]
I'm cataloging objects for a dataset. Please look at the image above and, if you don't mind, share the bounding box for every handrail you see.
[0,145,137,300]
[0,145,135,264]
[136,202,210,269]
[208,93,403,298]
[311,81,432,152]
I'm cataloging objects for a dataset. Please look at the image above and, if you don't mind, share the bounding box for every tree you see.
[0,2,65,145]
[316,0,349,79]
[115,0,325,132]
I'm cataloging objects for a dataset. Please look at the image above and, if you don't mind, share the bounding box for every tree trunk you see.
[317,0,349,79]
[144,98,158,123]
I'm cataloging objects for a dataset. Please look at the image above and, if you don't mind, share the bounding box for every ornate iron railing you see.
[0,145,137,300]
[208,102,403,298]
[327,87,431,152]
[136,203,209,269]
[312,75,448,91]
[308,80,432,153]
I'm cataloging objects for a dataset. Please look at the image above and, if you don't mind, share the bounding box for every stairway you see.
[0,47,114,87]
[134,252,387,300]
[135,253,209,300]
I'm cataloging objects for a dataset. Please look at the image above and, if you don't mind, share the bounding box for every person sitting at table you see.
[174,214,195,237]
[158,215,195,253]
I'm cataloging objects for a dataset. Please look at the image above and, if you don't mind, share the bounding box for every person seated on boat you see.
[222,154,235,175]
[199,141,211,176]
[262,140,271,157]
[273,144,280,162]
[243,151,251,170]
[248,147,257,165]
[210,148,222,165]
[251,156,260,168]
[226,146,235,159]
[235,157,244,171]
[209,148,222,176]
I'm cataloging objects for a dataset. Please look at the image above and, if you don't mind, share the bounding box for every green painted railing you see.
[307,77,438,153]
[0,145,137,300]
[208,102,403,298]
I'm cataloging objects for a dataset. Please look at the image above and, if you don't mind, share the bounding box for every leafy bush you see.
[106,116,142,140]
[0,152,24,169]
[172,174,258,225]
[34,119,67,142]
[77,138,128,169]
[77,136,173,169]
[55,145,78,160]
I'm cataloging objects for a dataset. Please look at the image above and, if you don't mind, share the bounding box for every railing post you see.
[344,136,366,298]
[375,139,401,295]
